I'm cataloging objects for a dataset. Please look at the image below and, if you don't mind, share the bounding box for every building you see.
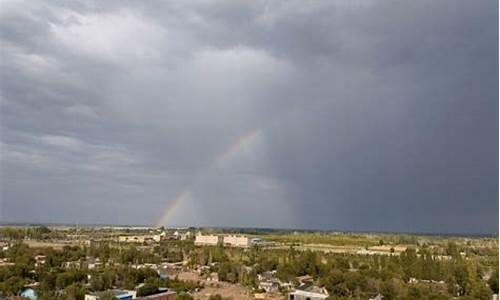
[136,290,176,300]
[62,260,81,269]
[206,272,219,282]
[180,231,191,240]
[223,235,251,248]
[194,234,222,246]
[0,241,9,251]
[34,255,46,267]
[258,271,292,293]
[85,290,136,300]
[119,235,161,243]
[20,288,38,300]
[259,280,280,293]
[86,257,103,269]
[250,238,274,247]
[0,258,14,267]
[288,285,329,300]
[136,288,176,300]
[157,266,175,280]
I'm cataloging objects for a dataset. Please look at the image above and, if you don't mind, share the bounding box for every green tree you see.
[488,268,499,293]
[98,291,118,300]
[65,283,86,300]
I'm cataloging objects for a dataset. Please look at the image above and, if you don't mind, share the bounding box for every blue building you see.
[20,288,38,300]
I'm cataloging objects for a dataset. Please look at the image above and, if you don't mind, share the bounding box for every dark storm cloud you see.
[0,0,497,233]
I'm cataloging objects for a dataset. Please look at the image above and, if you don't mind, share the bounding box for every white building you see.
[34,255,46,267]
[118,235,161,243]
[223,235,251,248]
[288,286,329,300]
[194,234,222,246]
[85,289,136,300]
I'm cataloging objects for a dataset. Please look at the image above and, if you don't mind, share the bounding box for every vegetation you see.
[0,226,497,300]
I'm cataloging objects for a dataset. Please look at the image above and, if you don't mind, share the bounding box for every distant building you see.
[194,233,222,246]
[0,241,9,251]
[206,272,219,282]
[258,271,292,293]
[0,258,14,267]
[118,235,161,243]
[85,290,136,300]
[259,280,280,293]
[223,235,251,248]
[251,237,275,247]
[34,255,46,267]
[62,260,81,269]
[288,285,329,300]
[180,231,192,240]
[86,257,103,269]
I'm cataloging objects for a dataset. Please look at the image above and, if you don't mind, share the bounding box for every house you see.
[118,235,161,243]
[180,232,191,240]
[157,266,175,280]
[223,235,251,248]
[20,288,38,300]
[85,289,136,300]
[288,285,329,300]
[259,280,280,293]
[206,272,219,282]
[132,263,159,270]
[136,288,176,300]
[296,275,314,285]
[257,271,292,293]
[34,255,46,267]
[62,260,81,269]
[194,233,222,246]
[250,238,274,247]
[0,258,14,267]
[173,231,191,241]
[86,257,103,269]
[0,241,9,251]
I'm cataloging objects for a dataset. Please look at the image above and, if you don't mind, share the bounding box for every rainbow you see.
[155,128,263,227]
[156,190,192,227]
[213,129,262,168]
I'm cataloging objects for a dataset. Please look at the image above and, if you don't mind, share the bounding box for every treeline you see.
[0,226,63,240]
[0,242,200,299]
[0,234,497,300]
[179,244,498,300]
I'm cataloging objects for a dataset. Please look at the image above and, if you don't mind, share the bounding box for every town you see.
[0,225,497,300]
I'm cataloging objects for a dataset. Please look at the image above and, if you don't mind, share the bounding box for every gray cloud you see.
[0,0,497,234]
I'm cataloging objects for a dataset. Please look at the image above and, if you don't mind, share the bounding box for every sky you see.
[0,0,498,234]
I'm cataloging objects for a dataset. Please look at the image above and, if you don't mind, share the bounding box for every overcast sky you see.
[1,0,498,234]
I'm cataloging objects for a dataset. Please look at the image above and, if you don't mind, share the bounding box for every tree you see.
[380,280,402,300]
[177,292,194,300]
[98,291,118,300]
[2,276,26,296]
[469,281,493,300]
[65,283,86,300]
[137,283,159,297]
[488,268,499,294]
